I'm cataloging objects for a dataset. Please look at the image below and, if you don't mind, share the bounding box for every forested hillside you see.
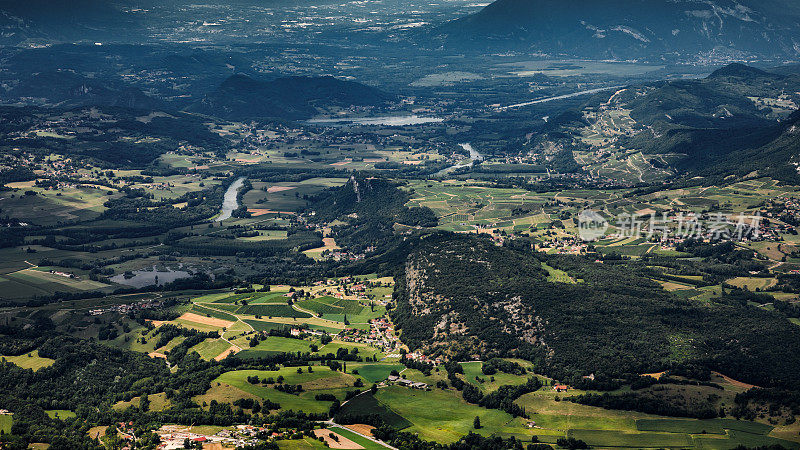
[392,233,800,389]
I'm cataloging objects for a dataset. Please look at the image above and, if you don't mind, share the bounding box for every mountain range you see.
[187,74,394,121]
[435,0,800,61]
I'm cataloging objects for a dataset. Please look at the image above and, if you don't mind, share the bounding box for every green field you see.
[568,428,692,448]
[0,350,56,371]
[636,418,773,435]
[541,263,579,284]
[297,296,365,316]
[45,410,77,420]
[330,426,387,450]
[214,367,365,414]
[243,319,290,332]
[238,336,319,357]
[375,386,514,443]
[189,338,232,360]
[317,341,383,360]
[0,415,12,434]
[276,437,328,449]
[336,392,411,429]
[190,304,238,322]
[459,361,530,393]
[348,363,405,383]
[237,304,311,318]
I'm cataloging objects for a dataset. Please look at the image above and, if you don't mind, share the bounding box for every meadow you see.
[374,386,515,443]
[0,415,11,434]
[213,367,367,414]
[0,350,55,371]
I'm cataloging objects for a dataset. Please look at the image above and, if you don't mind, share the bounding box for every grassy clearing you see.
[1,350,55,371]
[375,386,514,444]
[194,383,261,410]
[459,361,530,393]
[215,367,364,414]
[45,410,77,420]
[541,263,578,284]
[0,415,11,434]
[112,393,171,412]
[239,336,319,357]
[515,392,643,433]
[726,277,777,291]
[317,341,383,361]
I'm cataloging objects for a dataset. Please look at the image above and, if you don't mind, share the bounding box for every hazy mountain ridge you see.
[4,70,165,110]
[436,0,800,61]
[187,74,395,121]
[0,0,140,45]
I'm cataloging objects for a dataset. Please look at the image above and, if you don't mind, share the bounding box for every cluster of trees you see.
[569,391,718,419]
[371,425,548,450]
[443,362,541,417]
[482,358,526,376]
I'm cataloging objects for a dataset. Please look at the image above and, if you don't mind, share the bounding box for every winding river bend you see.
[436,143,482,176]
[216,177,245,222]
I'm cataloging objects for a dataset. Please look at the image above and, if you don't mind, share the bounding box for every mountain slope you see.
[565,63,800,181]
[5,71,164,110]
[694,110,800,183]
[436,0,800,60]
[392,233,800,389]
[187,74,394,121]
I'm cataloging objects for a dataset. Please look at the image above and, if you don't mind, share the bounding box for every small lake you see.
[217,177,245,222]
[110,266,191,288]
[307,115,444,126]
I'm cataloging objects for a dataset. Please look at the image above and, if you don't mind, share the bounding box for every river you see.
[436,143,482,176]
[216,177,245,222]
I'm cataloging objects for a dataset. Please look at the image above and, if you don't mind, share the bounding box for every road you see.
[497,85,626,111]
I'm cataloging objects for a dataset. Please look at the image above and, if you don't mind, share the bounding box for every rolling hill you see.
[5,71,164,110]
